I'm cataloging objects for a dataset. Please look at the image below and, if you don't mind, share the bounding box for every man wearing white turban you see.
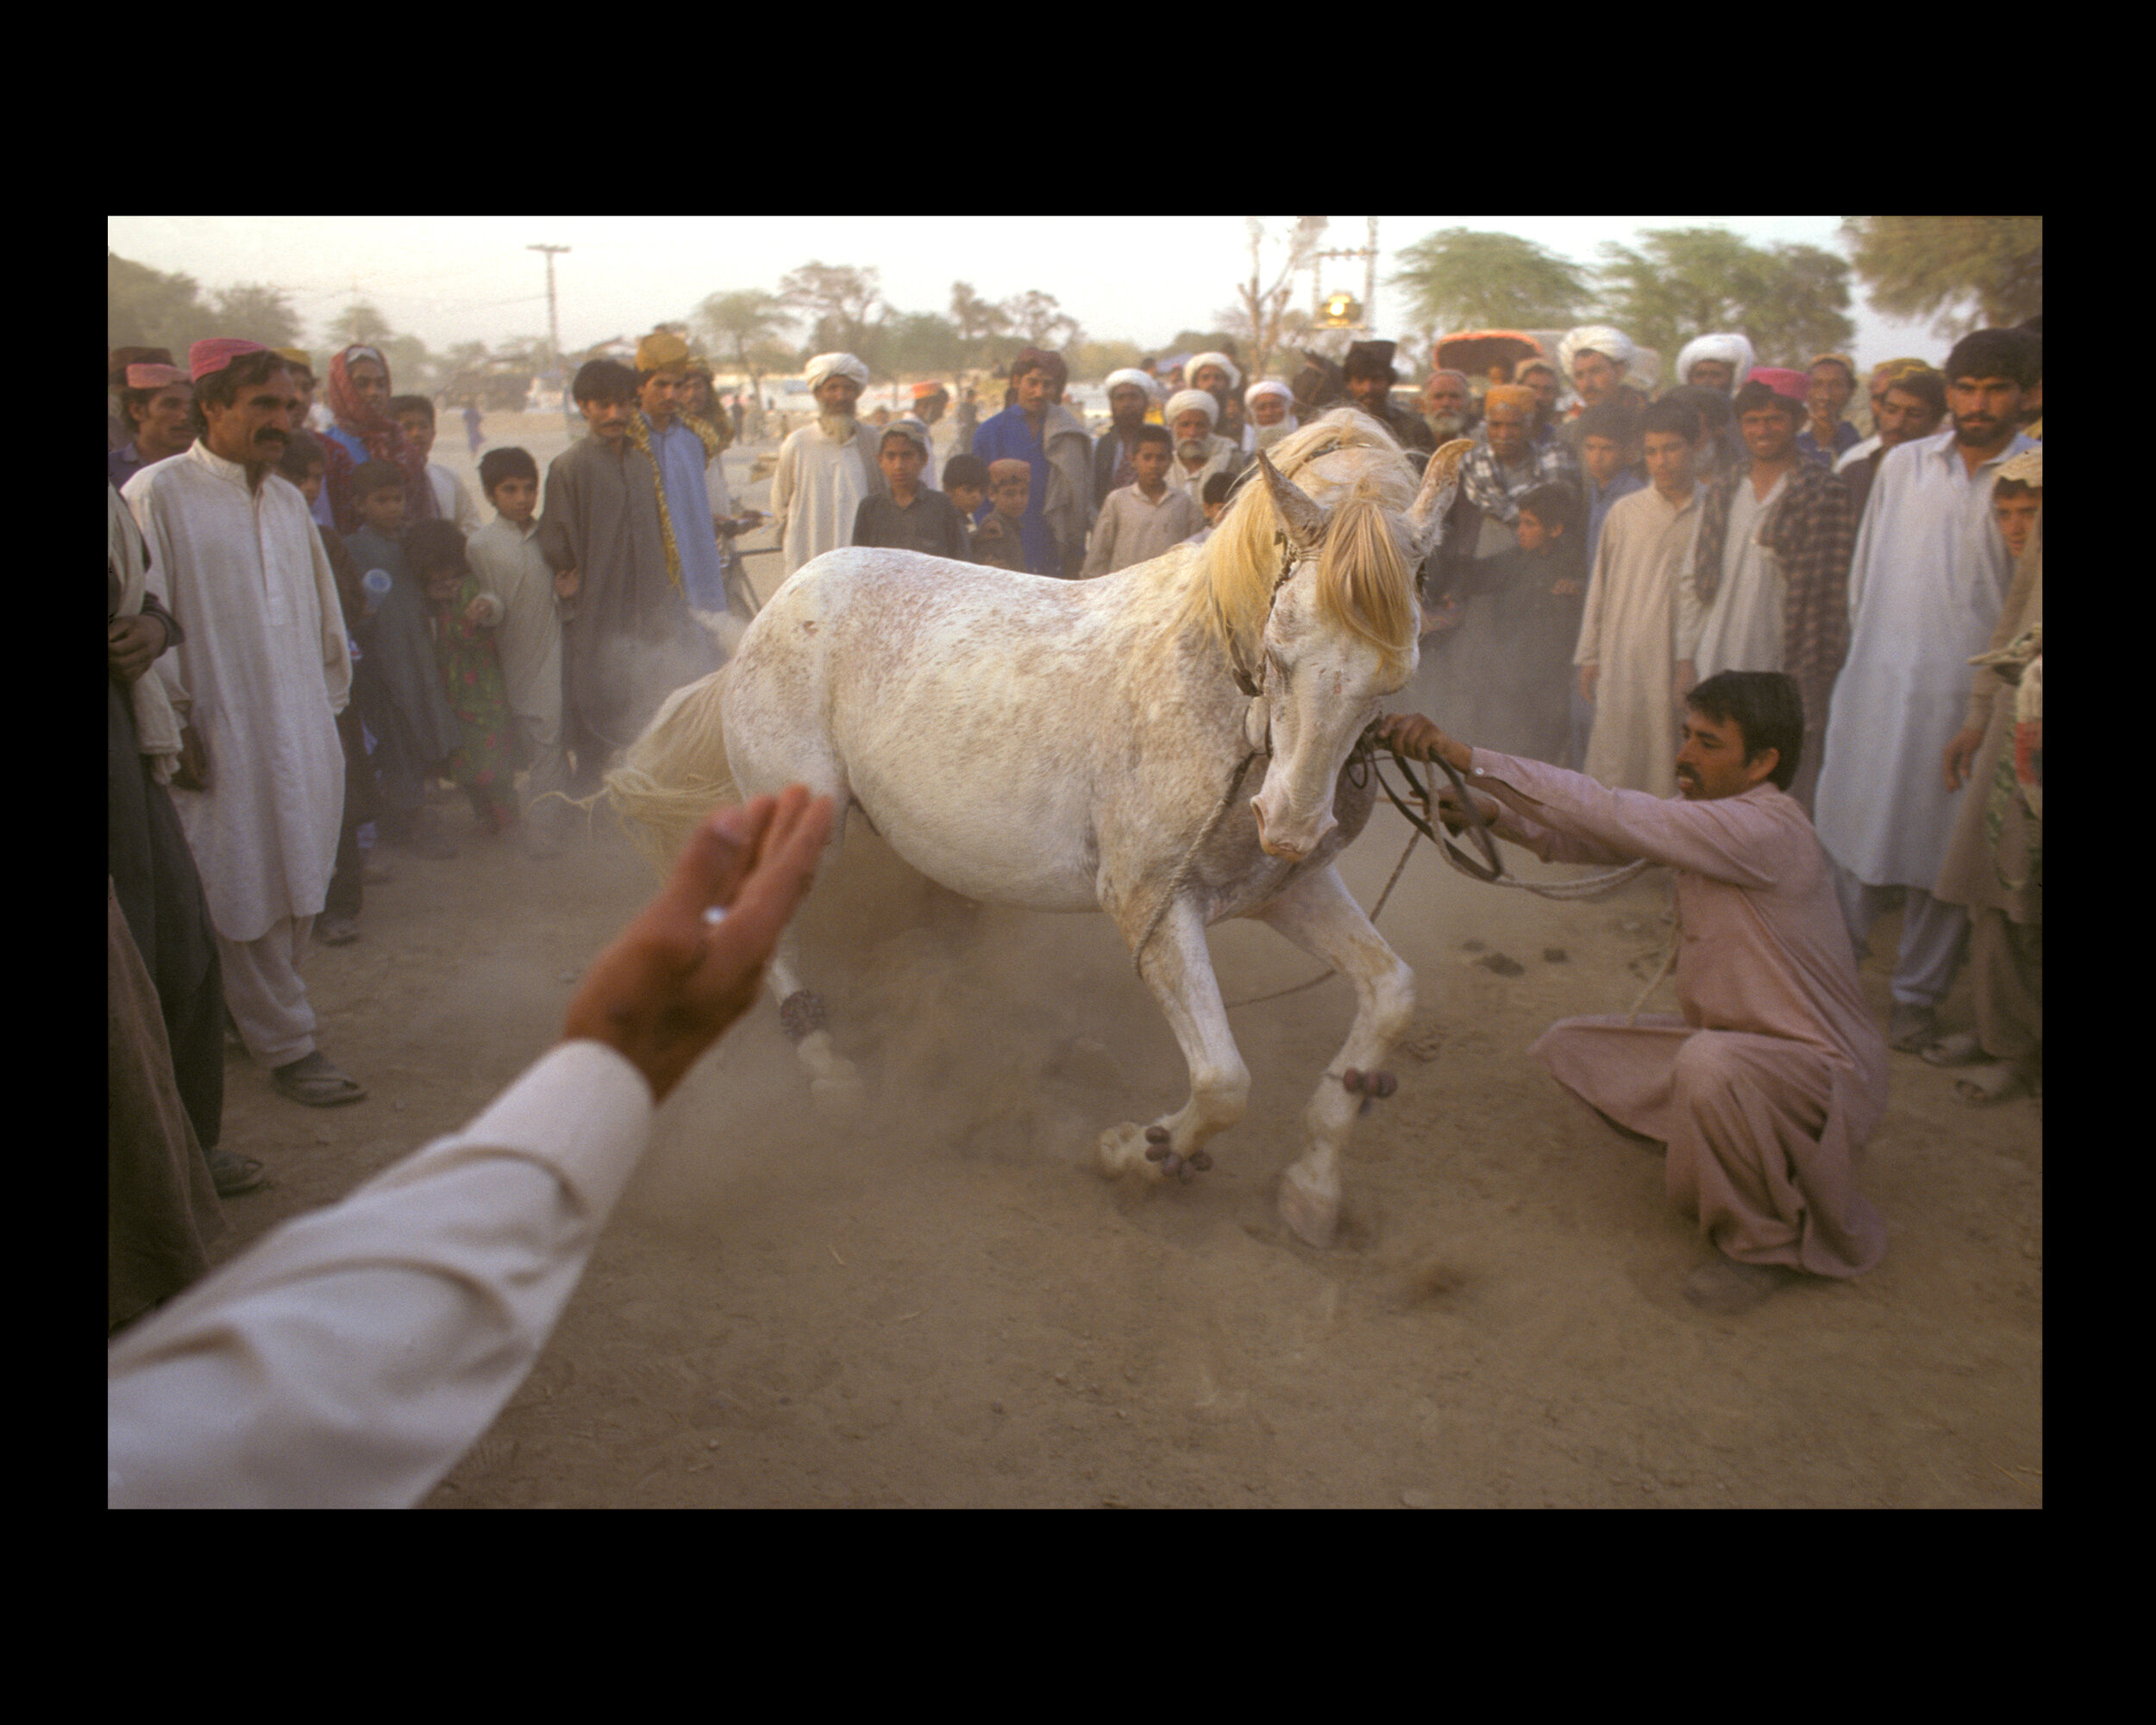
[1164,388,1245,505]
[1675,333,1758,398]
[1094,367,1160,507]
[773,352,887,575]
[1187,351,1248,453]
[1244,380,1297,453]
[1560,325,1650,455]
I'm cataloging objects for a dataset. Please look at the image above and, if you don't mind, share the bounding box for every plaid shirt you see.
[1691,458,1856,727]
[1459,431,1582,524]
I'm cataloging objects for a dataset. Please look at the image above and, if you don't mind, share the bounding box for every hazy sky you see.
[108,215,1952,373]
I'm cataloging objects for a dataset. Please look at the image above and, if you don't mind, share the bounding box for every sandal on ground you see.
[1887,1003,1943,1053]
[271,1051,367,1107]
[208,1148,269,1196]
[1921,1032,1986,1068]
[1954,1060,2034,1108]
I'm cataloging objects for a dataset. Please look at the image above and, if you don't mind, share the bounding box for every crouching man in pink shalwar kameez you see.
[1381,670,1889,1314]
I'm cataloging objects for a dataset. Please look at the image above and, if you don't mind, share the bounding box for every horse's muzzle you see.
[1252,798,1335,862]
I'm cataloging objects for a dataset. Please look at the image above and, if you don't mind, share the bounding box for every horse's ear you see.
[1403,437,1473,565]
[1255,449,1327,551]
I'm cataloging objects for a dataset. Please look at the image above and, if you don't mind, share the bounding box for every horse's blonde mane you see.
[1182,409,1422,675]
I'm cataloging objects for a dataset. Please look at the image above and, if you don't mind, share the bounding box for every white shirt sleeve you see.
[107,1040,655,1509]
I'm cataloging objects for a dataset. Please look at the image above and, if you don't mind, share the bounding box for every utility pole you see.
[1309,216,1382,342]
[528,243,569,368]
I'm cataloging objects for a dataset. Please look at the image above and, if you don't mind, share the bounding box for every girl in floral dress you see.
[404,521,518,837]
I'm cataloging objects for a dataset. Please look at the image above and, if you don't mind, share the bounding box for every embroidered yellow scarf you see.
[626,411,726,593]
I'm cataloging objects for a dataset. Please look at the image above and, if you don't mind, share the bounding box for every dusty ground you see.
[197,414,2041,1509]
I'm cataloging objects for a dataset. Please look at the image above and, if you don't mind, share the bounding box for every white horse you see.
[609,411,1470,1247]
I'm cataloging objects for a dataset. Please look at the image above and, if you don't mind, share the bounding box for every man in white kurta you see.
[1574,402,1705,798]
[773,351,884,575]
[124,342,361,1101]
[1812,329,2039,1044]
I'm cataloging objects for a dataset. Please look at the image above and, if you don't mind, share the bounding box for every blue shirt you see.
[1796,420,1860,467]
[968,406,1059,575]
[644,416,728,613]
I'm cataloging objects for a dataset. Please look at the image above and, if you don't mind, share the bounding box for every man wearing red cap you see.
[122,340,367,1107]
[107,363,196,492]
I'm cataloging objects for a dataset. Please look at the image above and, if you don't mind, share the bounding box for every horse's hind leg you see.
[1255,864,1415,1248]
[1098,897,1250,1183]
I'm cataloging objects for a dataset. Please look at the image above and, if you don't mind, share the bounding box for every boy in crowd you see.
[466,447,569,856]
[392,393,483,533]
[972,459,1037,572]
[1575,398,1703,798]
[1502,481,1587,763]
[347,460,460,857]
[943,455,989,553]
[850,421,969,559]
[1085,423,1202,574]
[407,520,517,838]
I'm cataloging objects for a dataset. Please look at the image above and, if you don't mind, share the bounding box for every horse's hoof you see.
[1096,1122,1160,1181]
[1277,1167,1339,1249]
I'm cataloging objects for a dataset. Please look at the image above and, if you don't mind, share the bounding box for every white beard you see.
[818,411,858,440]
[1254,420,1298,450]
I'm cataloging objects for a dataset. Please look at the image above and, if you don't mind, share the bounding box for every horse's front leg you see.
[768,936,864,1113]
[1097,896,1250,1184]
[1255,864,1416,1248]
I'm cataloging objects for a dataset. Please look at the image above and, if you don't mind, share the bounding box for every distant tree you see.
[698,288,793,397]
[108,251,208,355]
[884,311,964,379]
[1843,216,2041,337]
[1163,329,1242,362]
[1233,216,1329,381]
[779,261,884,358]
[1071,339,1145,382]
[331,300,395,347]
[1001,289,1081,351]
[1389,228,1592,334]
[1596,227,1855,369]
[379,333,436,395]
[210,283,304,349]
[948,280,1009,363]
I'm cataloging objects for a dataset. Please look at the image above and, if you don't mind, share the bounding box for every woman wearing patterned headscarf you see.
[318,345,437,536]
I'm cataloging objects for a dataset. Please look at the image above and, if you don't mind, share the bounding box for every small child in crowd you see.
[1086,423,1203,572]
[943,454,989,558]
[347,460,461,856]
[391,393,482,532]
[466,447,569,856]
[971,458,1037,572]
[851,422,969,558]
[405,519,518,837]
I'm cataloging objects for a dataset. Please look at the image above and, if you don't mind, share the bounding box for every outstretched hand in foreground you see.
[561,787,836,1101]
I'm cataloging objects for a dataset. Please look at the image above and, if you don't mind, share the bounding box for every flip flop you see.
[271,1052,367,1107]
[1921,1032,1986,1068]
[1954,1061,2032,1107]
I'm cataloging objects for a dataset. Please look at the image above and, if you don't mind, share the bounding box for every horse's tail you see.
[602,664,739,874]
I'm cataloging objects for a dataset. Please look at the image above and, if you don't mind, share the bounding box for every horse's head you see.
[1247,439,1470,862]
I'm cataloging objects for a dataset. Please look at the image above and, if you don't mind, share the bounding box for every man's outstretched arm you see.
[109,791,835,1509]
